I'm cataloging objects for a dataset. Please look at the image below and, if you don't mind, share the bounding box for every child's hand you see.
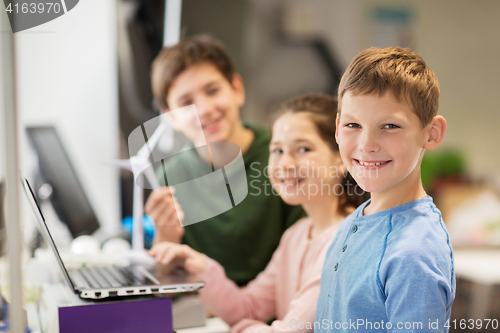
[145,187,185,243]
[147,242,207,274]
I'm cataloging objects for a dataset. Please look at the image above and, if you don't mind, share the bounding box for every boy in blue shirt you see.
[315,47,455,332]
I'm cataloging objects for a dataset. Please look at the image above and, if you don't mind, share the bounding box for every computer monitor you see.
[26,126,100,238]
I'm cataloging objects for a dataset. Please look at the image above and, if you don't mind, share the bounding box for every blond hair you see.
[338,47,439,127]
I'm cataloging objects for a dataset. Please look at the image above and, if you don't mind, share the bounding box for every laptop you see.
[22,177,205,300]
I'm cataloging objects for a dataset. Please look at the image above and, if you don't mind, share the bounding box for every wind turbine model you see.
[106,122,166,263]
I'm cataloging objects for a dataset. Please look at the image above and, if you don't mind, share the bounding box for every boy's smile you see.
[336,91,428,198]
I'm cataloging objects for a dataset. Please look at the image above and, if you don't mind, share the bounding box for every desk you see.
[454,249,500,285]
[27,281,230,333]
[176,317,229,333]
[33,282,174,333]
[453,248,500,321]
[22,253,229,333]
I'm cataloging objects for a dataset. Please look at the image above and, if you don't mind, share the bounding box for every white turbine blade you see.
[132,181,144,251]
[137,123,166,159]
[147,122,166,149]
[102,159,132,171]
[143,165,160,190]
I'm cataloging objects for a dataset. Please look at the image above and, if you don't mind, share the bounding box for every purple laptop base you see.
[59,297,173,333]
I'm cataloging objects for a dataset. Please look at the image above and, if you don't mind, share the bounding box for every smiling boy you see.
[145,35,305,286]
[315,47,455,332]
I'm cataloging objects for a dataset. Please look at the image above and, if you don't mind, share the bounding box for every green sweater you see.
[157,124,306,285]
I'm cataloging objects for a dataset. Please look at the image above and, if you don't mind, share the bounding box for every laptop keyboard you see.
[72,266,148,289]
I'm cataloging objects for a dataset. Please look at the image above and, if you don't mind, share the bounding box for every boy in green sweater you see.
[145,35,305,285]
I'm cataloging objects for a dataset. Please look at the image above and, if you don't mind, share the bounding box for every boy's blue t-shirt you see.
[315,197,455,333]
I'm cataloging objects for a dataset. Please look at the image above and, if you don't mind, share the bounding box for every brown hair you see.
[151,34,236,109]
[274,93,370,215]
[338,47,440,127]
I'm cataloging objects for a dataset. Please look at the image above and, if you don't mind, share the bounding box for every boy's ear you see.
[423,115,447,151]
[231,73,245,107]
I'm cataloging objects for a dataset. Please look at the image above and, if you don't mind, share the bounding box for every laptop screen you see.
[21,178,77,293]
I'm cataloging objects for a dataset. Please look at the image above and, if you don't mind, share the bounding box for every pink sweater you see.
[198,218,340,333]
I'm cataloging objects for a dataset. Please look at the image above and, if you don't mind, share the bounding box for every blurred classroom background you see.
[1,0,500,331]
